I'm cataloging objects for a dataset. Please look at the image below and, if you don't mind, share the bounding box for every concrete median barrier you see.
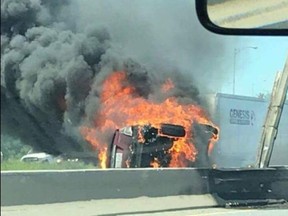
[1,168,210,206]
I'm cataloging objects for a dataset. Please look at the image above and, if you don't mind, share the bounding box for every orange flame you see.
[80,127,108,168]
[150,158,160,168]
[161,78,175,93]
[81,71,219,168]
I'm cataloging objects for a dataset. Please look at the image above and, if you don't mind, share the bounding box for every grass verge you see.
[1,159,96,170]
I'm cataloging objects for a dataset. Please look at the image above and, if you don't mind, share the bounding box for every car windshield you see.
[1,0,287,213]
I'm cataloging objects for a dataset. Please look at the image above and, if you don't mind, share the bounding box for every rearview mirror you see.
[196,0,288,35]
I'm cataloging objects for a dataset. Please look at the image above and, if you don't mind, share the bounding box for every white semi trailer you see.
[205,93,288,168]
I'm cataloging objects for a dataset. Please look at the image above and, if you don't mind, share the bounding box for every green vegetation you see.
[1,160,96,171]
[1,135,97,170]
[1,135,31,161]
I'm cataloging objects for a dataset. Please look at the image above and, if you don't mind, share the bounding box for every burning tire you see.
[160,124,186,137]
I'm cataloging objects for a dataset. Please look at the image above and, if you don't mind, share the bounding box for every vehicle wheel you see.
[160,124,186,137]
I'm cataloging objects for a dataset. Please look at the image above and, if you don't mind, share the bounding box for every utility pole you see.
[256,56,288,168]
[233,46,258,94]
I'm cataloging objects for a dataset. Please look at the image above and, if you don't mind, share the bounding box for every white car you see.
[20,152,55,163]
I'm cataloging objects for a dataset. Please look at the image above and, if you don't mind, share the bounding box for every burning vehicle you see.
[1,0,221,168]
[80,71,220,169]
[109,123,218,168]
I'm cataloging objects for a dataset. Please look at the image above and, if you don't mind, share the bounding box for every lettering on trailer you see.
[229,109,255,125]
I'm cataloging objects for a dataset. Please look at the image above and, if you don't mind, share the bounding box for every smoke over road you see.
[1,0,228,159]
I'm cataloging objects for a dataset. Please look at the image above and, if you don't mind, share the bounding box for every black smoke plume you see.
[1,0,228,158]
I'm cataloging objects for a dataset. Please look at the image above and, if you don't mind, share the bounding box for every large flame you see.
[81,71,219,168]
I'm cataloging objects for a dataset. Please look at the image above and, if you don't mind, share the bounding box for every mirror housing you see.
[195,0,288,35]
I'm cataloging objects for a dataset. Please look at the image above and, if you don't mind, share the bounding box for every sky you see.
[220,36,288,97]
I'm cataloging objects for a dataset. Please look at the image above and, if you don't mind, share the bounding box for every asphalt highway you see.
[2,195,288,216]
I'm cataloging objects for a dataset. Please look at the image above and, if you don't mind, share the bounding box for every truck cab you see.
[109,123,218,168]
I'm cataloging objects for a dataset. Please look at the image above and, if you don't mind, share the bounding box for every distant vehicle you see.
[20,152,55,163]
